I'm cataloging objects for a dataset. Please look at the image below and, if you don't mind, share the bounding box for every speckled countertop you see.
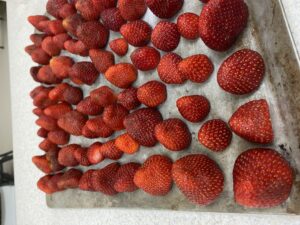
[7,0,300,224]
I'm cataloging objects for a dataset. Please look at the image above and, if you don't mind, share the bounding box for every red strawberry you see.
[82,124,99,139]
[41,36,61,56]
[58,144,80,166]
[48,83,70,101]
[176,95,210,123]
[137,80,167,107]
[198,119,232,152]
[36,115,58,131]
[102,103,129,131]
[47,173,65,193]
[30,66,43,83]
[52,33,71,49]
[32,155,52,174]
[120,20,152,47]
[87,142,104,164]
[37,128,49,138]
[178,54,214,83]
[33,107,44,117]
[172,154,224,205]
[100,8,126,32]
[62,86,84,105]
[39,20,66,35]
[114,162,141,192]
[37,175,56,194]
[44,102,72,119]
[77,21,109,49]
[25,45,37,55]
[90,86,117,107]
[100,140,124,160]
[47,129,70,145]
[69,62,99,85]
[145,0,183,19]
[30,85,48,99]
[118,0,147,21]
[64,39,89,56]
[89,49,115,73]
[115,133,140,154]
[151,21,180,52]
[117,87,141,110]
[155,118,191,151]
[37,65,62,84]
[109,38,128,56]
[59,3,76,18]
[46,148,65,172]
[74,147,91,166]
[134,155,173,196]
[124,108,163,147]
[75,0,101,21]
[76,96,103,116]
[57,110,87,136]
[39,139,59,152]
[177,13,199,40]
[79,170,96,191]
[217,49,265,95]
[32,87,56,108]
[86,116,114,138]
[104,63,138,88]
[233,148,294,208]
[57,168,83,189]
[30,34,47,47]
[50,56,74,79]
[229,99,274,144]
[199,0,249,51]
[27,15,49,31]
[30,48,51,65]
[46,0,67,18]
[91,0,116,13]
[200,0,210,2]
[62,14,85,37]
[130,47,160,71]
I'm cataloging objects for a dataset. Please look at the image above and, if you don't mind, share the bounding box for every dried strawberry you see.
[145,0,183,19]
[102,103,129,131]
[76,96,103,116]
[82,124,99,139]
[79,170,96,191]
[90,86,117,107]
[87,142,104,164]
[62,13,84,37]
[40,20,66,35]
[50,56,74,79]
[100,140,123,160]
[47,129,70,145]
[30,66,43,83]
[57,168,83,189]
[46,0,67,18]
[44,102,72,119]
[104,63,137,88]
[89,49,115,73]
[47,173,65,193]
[37,175,56,194]
[25,45,38,55]
[115,133,140,154]
[41,36,61,56]
[130,47,160,71]
[64,39,89,56]
[137,80,167,107]
[118,0,147,21]
[48,83,69,101]
[36,115,58,131]
[91,0,116,13]
[58,144,80,166]
[86,116,114,138]
[27,15,49,31]
[33,108,44,117]
[117,87,141,110]
[57,110,87,136]
[46,148,65,172]
[109,38,128,56]
[177,13,199,39]
[74,147,91,166]
[100,8,126,32]
[69,62,99,85]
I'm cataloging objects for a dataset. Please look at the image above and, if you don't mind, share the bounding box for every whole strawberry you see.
[100,7,126,32]
[49,56,74,79]
[109,38,128,56]
[102,103,129,131]
[64,39,89,56]
[57,111,87,136]
[233,148,293,208]
[90,86,117,107]
[89,49,115,73]
[145,0,183,19]
[115,133,140,154]
[43,102,72,119]
[75,0,101,20]
[79,170,96,191]
[46,0,67,19]
[57,168,83,189]
[137,81,167,107]
[86,116,114,138]
[118,0,147,21]
[100,140,123,160]
[69,62,99,85]
[177,13,199,40]
[58,144,81,166]
[62,14,84,37]
[104,63,137,88]
[76,96,103,116]
[117,87,141,110]
[130,47,161,71]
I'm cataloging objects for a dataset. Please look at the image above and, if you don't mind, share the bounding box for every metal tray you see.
[47,0,300,214]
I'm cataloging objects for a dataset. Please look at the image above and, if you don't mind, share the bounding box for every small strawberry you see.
[145,0,183,19]
[30,48,51,65]
[233,148,294,208]
[57,110,87,136]
[58,144,80,166]
[32,87,56,108]
[46,0,67,18]
[52,33,71,49]
[48,83,70,101]
[137,80,167,107]
[37,65,62,84]
[200,0,210,2]
[117,87,141,110]
[134,155,173,196]
[32,155,52,174]
[109,38,128,56]
[30,85,48,99]
[100,8,126,32]
[114,162,141,192]
[87,142,104,164]
[130,47,161,71]
[176,95,210,123]
[79,170,96,191]
[69,62,99,85]
[177,13,199,40]
[118,0,147,21]
[50,56,74,79]
[75,0,101,21]
[62,13,85,37]
[30,34,47,47]
[90,86,117,107]
[89,49,115,73]
[25,45,37,55]
[37,128,49,138]
[39,139,59,152]
[30,66,43,83]
[102,103,129,131]
[27,15,49,31]
[64,39,89,56]
[36,115,58,131]
[86,116,114,138]
[82,124,99,139]
[74,147,91,166]
[47,129,70,145]
[229,99,274,144]
[40,20,66,35]
[37,175,56,194]
[100,140,124,160]
[43,102,72,119]
[115,133,140,154]
[62,86,84,105]
[57,168,83,189]
[76,96,103,116]
[58,3,76,18]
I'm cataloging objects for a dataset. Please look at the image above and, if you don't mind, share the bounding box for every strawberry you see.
[43,102,72,119]
[48,83,69,101]
[69,62,99,85]
[58,3,76,18]
[178,54,214,83]
[58,144,80,166]
[177,13,199,40]
[151,21,180,52]
[233,148,294,208]
[36,115,58,131]
[47,129,70,145]
[172,154,224,205]
[115,133,140,154]
[109,38,128,56]
[155,118,192,151]
[50,56,74,79]
[229,99,274,144]
[74,147,91,166]
[37,128,49,138]
[198,119,232,152]
[39,139,59,152]
[37,65,62,84]
[39,20,66,35]
[75,0,101,21]
[32,155,52,174]
[130,47,160,71]
[137,80,167,107]
[120,20,152,47]
[90,86,117,107]
[76,21,109,49]
[100,140,123,160]
[91,0,116,13]
[31,85,51,100]
[30,34,47,47]
[79,170,96,191]
[199,0,249,51]
[62,86,84,105]
[124,108,163,147]
[41,36,61,56]
[25,45,37,55]
[87,142,104,164]
[217,49,265,95]
[114,162,141,193]
[82,124,99,139]
[102,103,129,131]
[47,173,65,193]
[104,63,138,88]
[33,108,44,117]
[76,96,103,116]
[157,53,185,84]
[145,0,183,19]
[134,155,173,196]
[89,49,115,73]
[27,15,49,31]
[32,87,56,108]
[57,168,83,189]
[100,8,126,32]
[46,148,65,172]
[57,110,87,136]
[62,14,85,37]
[176,95,210,123]
[64,39,89,56]
[118,0,147,21]
[52,33,71,49]
[46,0,67,18]
[200,0,210,2]
[30,66,43,83]
[117,87,141,110]
[30,48,51,65]
[86,116,114,138]
[37,175,56,194]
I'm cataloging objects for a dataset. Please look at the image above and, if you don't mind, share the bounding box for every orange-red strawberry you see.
[36,115,58,131]
[47,173,65,193]
[30,48,51,65]
[30,66,43,83]
[33,107,44,117]
[177,13,199,40]
[39,139,59,152]
[130,47,160,71]
[76,96,103,116]
[199,0,248,51]
[49,56,74,79]
[30,34,47,47]
[75,0,101,21]
[91,0,116,13]
[104,63,137,88]
[46,0,67,18]
[37,65,62,84]
[120,20,152,47]
[46,148,65,172]
[87,142,104,164]
[82,124,99,139]
[118,0,147,21]
[59,3,76,18]
[69,62,99,85]
[124,108,163,147]
[102,103,129,131]
[27,15,49,31]
[178,54,214,83]
[172,154,224,205]
[117,87,140,110]
[57,168,83,189]
[52,33,71,49]
[198,119,232,152]
[74,147,91,166]
[100,140,123,160]
[39,20,66,35]
[90,86,117,107]
[217,49,265,95]
[155,118,191,151]
[47,129,70,145]
[137,80,167,107]
[63,86,84,105]
[114,162,141,192]
[64,39,89,56]
[89,49,115,73]
[32,155,52,174]
[176,95,210,123]
[109,38,128,56]
[79,170,96,191]
[41,36,61,56]
[151,21,180,52]
[86,116,114,138]
[115,133,140,154]
[229,99,274,144]
[37,175,56,194]
[44,102,72,119]
[134,155,173,196]
[145,0,183,19]
[233,148,294,208]
[58,144,80,166]
[37,128,49,138]
[100,8,126,32]
[63,14,85,37]
[57,110,87,135]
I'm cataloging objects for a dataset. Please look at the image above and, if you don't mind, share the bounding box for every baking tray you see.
[46,0,300,214]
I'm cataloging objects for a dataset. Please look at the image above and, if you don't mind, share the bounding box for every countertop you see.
[7,0,300,224]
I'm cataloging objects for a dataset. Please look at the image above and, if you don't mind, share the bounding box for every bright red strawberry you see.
[76,96,103,116]
[74,147,91,166]
[69,62,99,85]
[30,48,51,65]
[57,110,87,136]
[130,47,160,71]
[229,99,274,144]
[118,0,147,21]
[47,129,70,145]
[50,56,74,79]
[37,65,62,84]
[109,38,128,56]
[176,95,210,123]
[217,49,265,95]
[89,49,115,73]
[145,0,183,19]
[37,128,49,138]
[52,33,71,49]
[114,162,141,192]
[41,36,61,56]
[117,87,141,110]
[100,8,126,32]
[90,86,117,107]
[172,154,224,205]
[32,155,52,174]
[30,34,47,47]
[46,0,67,18]
[62,86,84,105]
[177,13,199,39]
[124,108,163,147]
[44,102,72,119]
[27,15,49,31]
[75,0,101,20]
[233,148,294,208]
[137,80,167,107]
[36,115,58,131]
[57,168,83,189]
[62,13,84,37]
[64,39,89,56]
[37,175,56,194]
[82,124,99,139]
[134,155,173,196]
[151,21,180,52]
[100,140,123,160]
[87,142,104,164]
[59,3,76,18]
[86,116,114,138]
[102,103,129,131]
[79,170,96,191]
[58,144,80,166]
[115,133,140,154]
[198,119,232,152]
[104,63,138,88]
[178,54,214,83]
[120,20,152,47]
[39,139,59,152]
[199,0,249,51]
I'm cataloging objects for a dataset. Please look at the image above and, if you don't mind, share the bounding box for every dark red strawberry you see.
[30,48,51,65]
[100,140,124,160]
[62,86,84,105]
[79,170,96,191]
[90,86,117,107]
[86,116,114,138]
[58,3,76,18]
[33,108,44,117]
[64,39,89,56]
[58,144,80,166]
[137,80,167,107]
[36,115,58,131]
[145,0,183,19]
[39,139,59,152]
[46,0,67,18]
[118,0,147,21]
[89,49,115,73]
[177,13,199,39]
[104,63,137,88]
[46,148,65,172]
[100,8,126,32]
[87,142,104,164]
[102,103,129,131]
[91,0,116,12]
[30,34,47,47]
[82,124,99,139]
[69,62,99,85]
[37,128,49,138]
[62,13,84,37]
[76,96,103,116]
[57,111,87,136]
[47,129,70,145]
[37,65,62,85]
[109,38,128,56]
[130,47,161,71]
[117,87,141,110]
[57,168,83,189]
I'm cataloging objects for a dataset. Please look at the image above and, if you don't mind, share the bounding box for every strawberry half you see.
[137,80,167,107]
[130,47,161,71]
[145,0,183,19]
[177,13,199,40]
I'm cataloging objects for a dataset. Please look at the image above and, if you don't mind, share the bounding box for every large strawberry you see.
[69,62,99,85]
[145,0,183,19]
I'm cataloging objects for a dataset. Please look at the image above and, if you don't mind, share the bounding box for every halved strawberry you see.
[76,96,103,116]
[90,86,117,107]
[137,80,167,107]
[145,0,183,19]
[118,0,147,21]
[100,8,126,32]
[57,110,87,136]
[117,87,141,110]
[109,38,128,56]
[102,103,129,131]
[177,13,199,40]
[130,47,160,71]
[104,63,137,88]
